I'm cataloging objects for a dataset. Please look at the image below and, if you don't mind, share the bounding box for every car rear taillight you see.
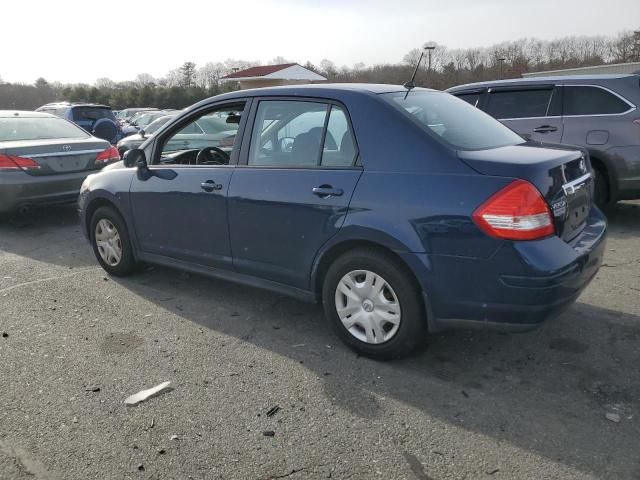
[95,146,120,165]
[0,154,40,171]
[472,180,555,241]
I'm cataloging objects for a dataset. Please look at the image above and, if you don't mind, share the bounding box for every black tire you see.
[593,167,610,208]
[89,206,137,276]
[322,248,427,360]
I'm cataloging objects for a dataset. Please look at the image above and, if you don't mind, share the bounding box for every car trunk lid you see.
[459,144,593,242]
[0,138,110,176]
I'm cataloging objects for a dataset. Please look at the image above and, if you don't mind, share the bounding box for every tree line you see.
[0,30,638,110]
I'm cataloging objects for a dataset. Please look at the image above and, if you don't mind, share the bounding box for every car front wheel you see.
[90,206,137,276]
[322,248,427,360]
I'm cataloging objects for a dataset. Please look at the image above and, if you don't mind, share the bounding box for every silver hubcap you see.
[334,269,401,344]
[95,219,122,267]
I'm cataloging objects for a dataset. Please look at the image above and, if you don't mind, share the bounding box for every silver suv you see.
[447,74,640,206]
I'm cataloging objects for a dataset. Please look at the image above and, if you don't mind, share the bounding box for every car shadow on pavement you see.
[114,262,640,479]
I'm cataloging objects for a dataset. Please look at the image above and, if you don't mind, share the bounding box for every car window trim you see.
[149,98,251,167]
[237,96,361,170]
[561,84,636,118]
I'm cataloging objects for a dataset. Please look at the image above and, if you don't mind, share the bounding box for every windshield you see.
[145,116,174,134]
[0,116,90,142]
[382,91,524,150]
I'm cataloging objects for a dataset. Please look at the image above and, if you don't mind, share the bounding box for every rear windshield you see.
[0,116,90,142]
[72,107,115,122]
[382,91,524,150]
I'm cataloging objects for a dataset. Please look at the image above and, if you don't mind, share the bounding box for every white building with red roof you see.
[221,63,327,90]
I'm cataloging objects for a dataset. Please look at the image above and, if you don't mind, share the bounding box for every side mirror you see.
[123,148,147,169]
[138,129,145,137]
[279,137,294,153]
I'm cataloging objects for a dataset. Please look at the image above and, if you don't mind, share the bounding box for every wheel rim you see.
[334,269,401,344]
[95,219,122,267]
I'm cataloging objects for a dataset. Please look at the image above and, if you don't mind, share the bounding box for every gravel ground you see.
[0,201,639,480]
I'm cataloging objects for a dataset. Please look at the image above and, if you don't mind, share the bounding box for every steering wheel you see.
[195,146,229,165]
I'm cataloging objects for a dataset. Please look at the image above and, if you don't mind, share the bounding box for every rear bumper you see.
[0,170,91,213]
[402,207,607,332]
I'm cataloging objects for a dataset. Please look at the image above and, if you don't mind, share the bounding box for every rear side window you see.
[248,100,357,167]
[383,91,524,151]
[456,92,482,107]
[72,107,115,122]
[563,86,631,115]
[0,117,89,142]
[485,89,553,119]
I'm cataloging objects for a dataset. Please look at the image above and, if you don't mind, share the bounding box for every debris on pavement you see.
[137,464,145,472]
[605,412,621,423]
[124,381,171,406]
[170,435,179,441]
[266,405,281,417]
[85,386,101,392]
[2,332,8,338]
[486,468,500,475]
[263,430,275,437]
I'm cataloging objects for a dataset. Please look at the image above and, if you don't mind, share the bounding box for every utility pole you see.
[633,31,640,62]
[424,42,437,86]
[497,57,506,79]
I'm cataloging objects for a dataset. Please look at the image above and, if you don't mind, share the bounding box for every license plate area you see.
[562,173,592,239]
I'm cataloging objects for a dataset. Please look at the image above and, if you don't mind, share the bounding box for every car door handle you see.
[312,185,343,198]
[533,125,558,133]
[200,180,223,192]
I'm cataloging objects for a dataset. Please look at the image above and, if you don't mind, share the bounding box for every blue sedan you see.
[78,84,606,359]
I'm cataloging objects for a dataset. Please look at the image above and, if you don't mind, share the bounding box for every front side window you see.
[563,86,631,116]
[248,100,357,167]
[383,91,524,151]
[0,117,90,142]
[156,103,243,166]
[485,89,554,119]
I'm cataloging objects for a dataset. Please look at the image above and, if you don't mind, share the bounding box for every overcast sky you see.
[1,0,639,84]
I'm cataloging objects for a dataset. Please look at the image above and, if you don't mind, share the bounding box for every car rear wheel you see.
[322,248,427,360]
[90,206,137,276]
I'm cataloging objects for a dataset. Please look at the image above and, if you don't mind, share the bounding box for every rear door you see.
[484,86,564,144]
[227,98,362,290]
[128,101,247,269]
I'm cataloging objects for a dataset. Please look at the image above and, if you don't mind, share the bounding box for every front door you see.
[129,102,246,269]
[485,86,564,144]
[227,99,362,290]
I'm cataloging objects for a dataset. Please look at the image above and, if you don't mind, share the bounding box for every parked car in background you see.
[79,85,606,359]
[447,74,640,206]
[117,114,177,156]
[121,111,170,136]
[0,111,119,215]
[36,102,123,145]
[115,108,159,126]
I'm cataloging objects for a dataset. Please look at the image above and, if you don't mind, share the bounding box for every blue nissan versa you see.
[78,84,606,359]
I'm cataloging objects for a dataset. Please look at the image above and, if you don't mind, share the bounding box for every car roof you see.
[39,102,112,108]
[0,110,57,118]
[185,83,435,111]
[447,74,639,92]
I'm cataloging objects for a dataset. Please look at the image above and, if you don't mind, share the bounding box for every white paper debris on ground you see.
[124,381,171,406]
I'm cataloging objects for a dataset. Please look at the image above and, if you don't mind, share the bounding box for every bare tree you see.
[135,73,155,87]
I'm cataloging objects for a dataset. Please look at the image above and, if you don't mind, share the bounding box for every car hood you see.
[119,134,145,146]
[103,160,126,171]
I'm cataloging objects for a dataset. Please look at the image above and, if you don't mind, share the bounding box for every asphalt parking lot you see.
[0,202,639,480]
